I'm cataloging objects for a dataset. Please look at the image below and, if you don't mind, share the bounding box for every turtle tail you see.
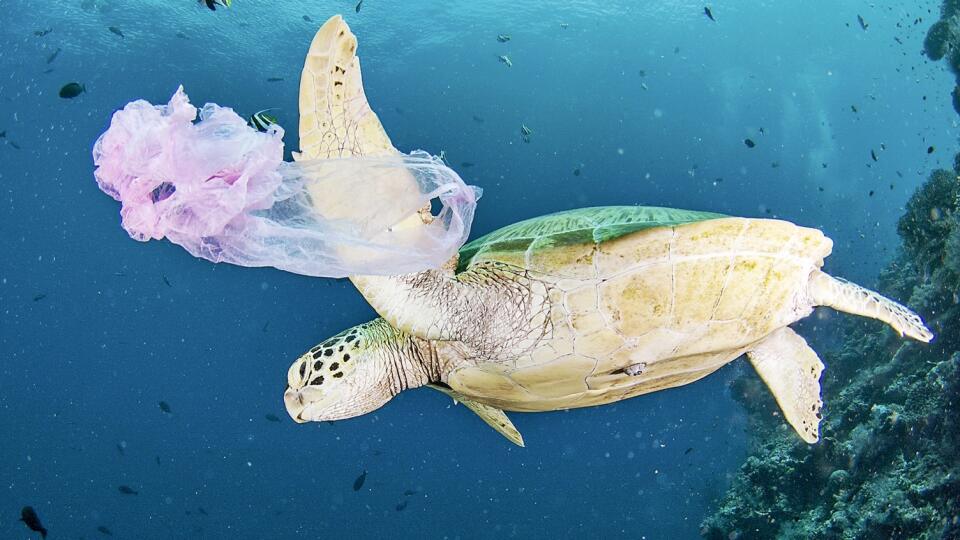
[807,270,933,343]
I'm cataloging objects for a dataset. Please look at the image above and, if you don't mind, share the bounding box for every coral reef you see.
[924,2,960,116]
[701,165,960,539]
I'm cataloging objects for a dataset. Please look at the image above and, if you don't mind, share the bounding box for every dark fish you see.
[201,0,231,10]
[20,506,47,538]
[472,115,484,123]
[266,77,284,82]
[248,109,279,132]
[355,0,362,12]
[0,130,5,138]
[34,28,53,37]
[857,14,868,30]
[33,293,46,302]
[684,447,694,455]
[118,485,138,495]
[303,15,313,22]
[871,149,878,162]
[743,138,755,148]
[927,146,935,154]
[868,190,875,197]
[460,162,475,168]
[770,161,779,168]
[162,276,171,287]
[850,104,858,113]
[59,82,85,99]
[198,507,208,516]
[573,167,581,176]
[395,500,408,511]
[159,400,172,414]
[894,36,903,45]
[638,69,646,77]
[155,456,161,465]
[704,6,715,21]
[46,48,61,64]
[108,26,124,38]
[758,127,765,135]
[97,525,113,536]
[265,413,281,422]
[353,470,367,491]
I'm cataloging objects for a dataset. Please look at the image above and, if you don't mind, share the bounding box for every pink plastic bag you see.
[93,87,480,277]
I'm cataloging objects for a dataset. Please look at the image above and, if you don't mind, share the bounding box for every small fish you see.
[869,190,875,197]
[265,413,281,422]
[198,507,208,516]
[43,68,54,74]
[46,48,61,64]
[704,6,715,21]
[108,26,124,38]
[674,46,680,54]
[871,149,878,162]
[638,69,646,77]
[822,163,828,169]
[0,130,5,138]
[560,23,569,29]
[248,109,279,132]
[9,141,21,149]
[34,28,53,37]
[266,77,284,82]
[176,32,188,39]
[403,489,418,496]
[97,525,114,536]
[355,0,362,12]
[573,167,581,176]
[33,293,46,302]
[162,276,171,287]
[498,55,512,67]
[303,15,313,22]
[439,149,448,165]
[857,15,868,30]
[353,470,367,491]
[20,506,47,538]
[927,146,935,154]
[118,485,138,495]
[394,107,405,115]
[116,441,126,455]
[880,143,886,150]
[460,162,475,168]
[262,321,270,332]
[520,124,533,143]
[471,115,484,123]
[771,161,779,168]
[395,500,408,511]
[684,447,694,455]
[59,82,85,99]
[155,456,161,465]
[496,34,511,43]
[201,0,231,11]
[743,138,756,148]
[759,127,765,135]
[894,36,903,45]
[159,401,172,414]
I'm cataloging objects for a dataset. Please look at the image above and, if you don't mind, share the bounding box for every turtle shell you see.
[457,206,725,273]
[447,206,834,412]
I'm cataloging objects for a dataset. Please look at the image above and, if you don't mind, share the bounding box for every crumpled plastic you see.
[93,86,481,278]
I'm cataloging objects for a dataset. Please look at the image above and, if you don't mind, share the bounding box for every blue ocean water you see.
[0,1,954,538]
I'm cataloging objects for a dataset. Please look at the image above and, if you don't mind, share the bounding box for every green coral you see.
[701,165,960,539]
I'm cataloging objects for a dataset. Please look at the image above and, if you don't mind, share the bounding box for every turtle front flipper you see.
[746,328,824,444]
[426,384,525,447]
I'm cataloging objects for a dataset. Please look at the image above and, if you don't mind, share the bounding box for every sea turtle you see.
[283,16,933,446]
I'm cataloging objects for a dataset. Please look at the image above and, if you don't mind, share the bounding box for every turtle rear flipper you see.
[747,328,824,444]
[427,384,525,447]
[808,271,933,342]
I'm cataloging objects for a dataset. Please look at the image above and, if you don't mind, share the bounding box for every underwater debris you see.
[59,82,85,99]
[19,506,47,538]
[353,470,367,491]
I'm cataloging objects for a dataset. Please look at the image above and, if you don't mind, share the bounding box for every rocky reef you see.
[924,0,960,114]
[700,163,960,539]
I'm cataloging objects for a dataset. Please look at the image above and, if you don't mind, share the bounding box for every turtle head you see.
[284,320,404,423]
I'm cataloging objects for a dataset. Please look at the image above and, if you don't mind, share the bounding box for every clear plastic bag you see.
[93,87,480,277]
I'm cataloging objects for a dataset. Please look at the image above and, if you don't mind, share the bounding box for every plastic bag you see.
[93,86,481,277]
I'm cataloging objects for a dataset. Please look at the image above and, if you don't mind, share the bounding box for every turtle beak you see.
[283,387,309,423]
